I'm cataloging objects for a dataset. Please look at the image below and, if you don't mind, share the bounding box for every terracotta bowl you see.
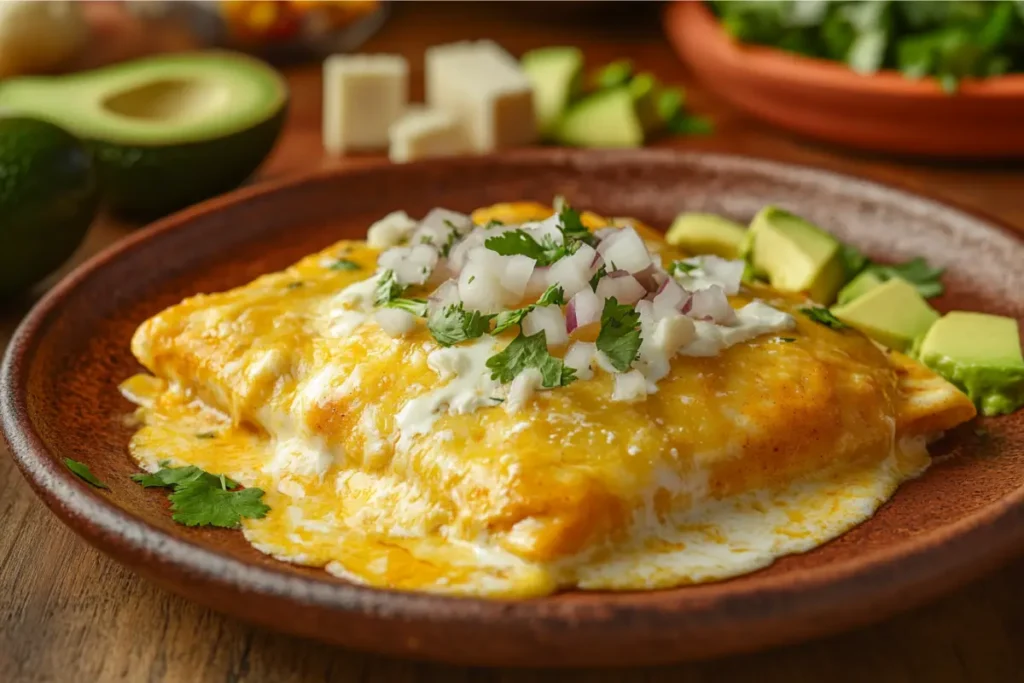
[3,150,1024,666]
[664,1,1024,158]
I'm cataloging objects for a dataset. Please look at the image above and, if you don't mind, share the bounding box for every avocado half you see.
[0,51,288,220]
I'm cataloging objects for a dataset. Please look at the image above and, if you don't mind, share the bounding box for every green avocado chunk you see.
[836,268,885,305]
[550,86,646,148]
[915,312,1024,417]
[0,117,99,297]
[0,51,288,220]
[831,277,939,352]
[747,206,845,304]
[666,212,746,259]
[521,47,584,138]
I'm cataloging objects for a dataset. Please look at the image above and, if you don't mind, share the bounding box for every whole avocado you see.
[0,117,98,297]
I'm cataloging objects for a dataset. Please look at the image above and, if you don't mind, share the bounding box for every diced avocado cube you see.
[550,86,645,148]
[836,269,885,305]
[747,206,845,305]
[521,47,584,137]
[831,277,939,352]
[666,212,747,259]
[915,312,1024,416]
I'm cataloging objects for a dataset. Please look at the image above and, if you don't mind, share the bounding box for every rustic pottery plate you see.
[664,1,1024,158]
[3,150,1024,667]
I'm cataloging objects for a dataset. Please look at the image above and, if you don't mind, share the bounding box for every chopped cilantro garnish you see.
[374,269,406,306]
[386,297,429,317]
[589,264,608,291]
[328,259,361,272]
[557,204,597,246]
[484,229,565,265]
[483,219,504,229]
[440,227,459,258]
[596,297,642,372]
[777,337,797,343]
[132,465,268,529]
[668,260,699,276]
[195,431,217,439]
[493,285,565,334]
[285,281,304,290]
[799,306,848,330]
[427,302,494,346]
[666,115,714,136]
[65,458,107,489]
[486,331,576,388]
[866,257,945,299]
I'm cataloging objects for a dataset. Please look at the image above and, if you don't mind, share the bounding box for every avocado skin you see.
[93,103,287,221]
[0,118,99,297]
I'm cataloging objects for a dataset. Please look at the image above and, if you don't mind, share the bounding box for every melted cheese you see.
[121,204,977,598]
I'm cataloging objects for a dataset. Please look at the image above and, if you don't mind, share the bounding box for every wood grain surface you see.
[2,3,1022,682]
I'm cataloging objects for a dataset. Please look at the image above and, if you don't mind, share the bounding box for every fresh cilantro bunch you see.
[711,0,1024,92]
[132,464,270,529]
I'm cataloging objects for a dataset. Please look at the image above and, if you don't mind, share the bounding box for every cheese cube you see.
[388,106,470,163]
[323,54,407,154]
[425,41,536,152]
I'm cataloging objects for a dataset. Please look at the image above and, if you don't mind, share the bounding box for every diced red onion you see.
[523,306,568,347]
[596,272,646,305]
[547,244,596,298]
[686,285,736,324]
[633,263,663,292]
[652,278,690,320]
[596,227,652,274]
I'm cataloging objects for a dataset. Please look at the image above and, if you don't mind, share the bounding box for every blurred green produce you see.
[710,0,1024,92]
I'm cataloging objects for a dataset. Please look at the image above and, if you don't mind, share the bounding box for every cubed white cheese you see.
[612,369,648,402]
[389,106,470,163]
[323,54,408,153]
[425,40,537,152]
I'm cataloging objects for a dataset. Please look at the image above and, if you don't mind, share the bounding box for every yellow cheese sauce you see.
[120,204,976,597]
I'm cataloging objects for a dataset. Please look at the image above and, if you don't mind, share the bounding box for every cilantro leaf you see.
[668,260,699,276]
[132,465,267,529]
[492,285,565,334]
[427,303,494,346]
[596,297,642,372]
[799,306,848,330]
[589,264,608,291]
[557,205,597,246]
[866,257,945,299]
[839,244,869,279]
[131,465,238,490]
[169,484,270,529]
[483,230,569,266]
[486,331,576,388]
[374,269,405,306]
[666,114,715,136]
[65,458,107,489]
[328,259,361,271]
[386,297,429,317]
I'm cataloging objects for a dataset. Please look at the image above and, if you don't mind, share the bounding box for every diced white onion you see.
[367,210,418,249]
[458,257,509,314]
[420,207,471,234]
[596,273,646,305]
[429,279,460,308]
[524,267,550,299]
[612,369,648,402]
[378,244,439,285]
[563,341,596,381]
[567,288,602,333]
[596,227,652,274]
[505,368,544,413]
[523,306,568,347]
[500,254,535,299]
[374,308,418,337]
[547,244,597,298]
[523,214,564,246]
[594,226,619,241]
[686,285,737,324]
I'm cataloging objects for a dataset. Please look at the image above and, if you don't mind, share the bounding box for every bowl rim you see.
[3,148,1024,659]
[671,1,1024,99]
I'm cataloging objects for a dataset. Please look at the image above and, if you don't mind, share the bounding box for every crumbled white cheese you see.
[427,347,472,379]
[322,54,408,153]
[505,368,543,413]
[612,370,648,402]
[374,308,418,337]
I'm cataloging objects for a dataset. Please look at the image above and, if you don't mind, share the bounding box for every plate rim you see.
[4,149,1024,663]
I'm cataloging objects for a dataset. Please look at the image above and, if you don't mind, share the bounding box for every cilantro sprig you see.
[428,302,495,346]
[387,297,429,317]
[840,245,945,300]
[493,285,565,334]
[132,464,269,529]
[374,269,406,306]
[65,458,107,489]
[486,331,576,388]
[798,306,848,330]
[484,229,568,266]
[595,297,643,372]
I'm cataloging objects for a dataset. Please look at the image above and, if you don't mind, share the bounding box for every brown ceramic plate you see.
[3,150,1024,667]
[665,2,1024,158]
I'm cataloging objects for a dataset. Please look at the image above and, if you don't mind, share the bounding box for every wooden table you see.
[2,4,1022,682]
